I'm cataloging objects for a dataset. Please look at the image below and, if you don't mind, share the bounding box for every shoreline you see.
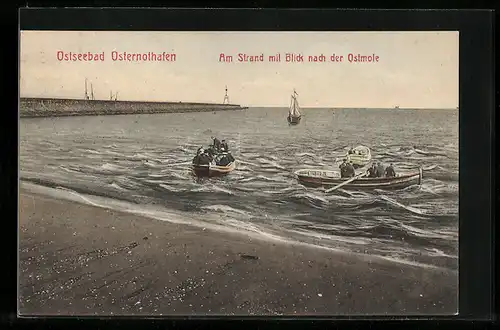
[20,179,451,272]
[18,188,458,316]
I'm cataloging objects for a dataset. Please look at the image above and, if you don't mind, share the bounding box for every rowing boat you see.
[192,161,236,177]
[294,167,422,190]
[345,145,372,168]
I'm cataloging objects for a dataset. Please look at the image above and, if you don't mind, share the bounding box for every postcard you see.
[19,30,459,316]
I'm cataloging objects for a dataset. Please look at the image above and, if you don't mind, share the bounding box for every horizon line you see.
[19,96,457,110]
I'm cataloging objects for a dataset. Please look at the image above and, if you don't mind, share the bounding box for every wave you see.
[20,181,455,270]
[19,113,459,271]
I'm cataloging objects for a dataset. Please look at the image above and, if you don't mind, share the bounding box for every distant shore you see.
[18,189,457,316]
[20,97,248,118]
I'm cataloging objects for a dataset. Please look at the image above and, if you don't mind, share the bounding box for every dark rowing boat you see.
[294,167,423,190]
[192,159,236,177]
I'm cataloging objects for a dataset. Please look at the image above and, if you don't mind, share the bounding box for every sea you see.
[20,107,459,271]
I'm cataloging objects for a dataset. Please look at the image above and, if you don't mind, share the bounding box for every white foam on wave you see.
[101,163,125,171]
[255,157,286,170]
[103,150,123,156]
[261,186,296,195]
[59,165,81,174]
[400,223,454,240]
[109,181,128,191]
[201,204,249,216]
[159,183,186,193]
[295,152,317,157]
[238,174,283,183]
[414,149,447,157]
[293,192,329,204]
[142,161,165,169]
[288,229,370,246]
[147,173,170,178]
[191,184,234,195]
[81,148,102,155]
[20,181,449,271]
[379,195,428,216]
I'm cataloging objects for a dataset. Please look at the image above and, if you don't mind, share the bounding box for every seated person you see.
[375,162,385,178]
[211,136,221,150]
[345,161,356,178]
[385,163,396,177]
[367,164,377,178]
[339,159,348,178]
[220,139,229,152]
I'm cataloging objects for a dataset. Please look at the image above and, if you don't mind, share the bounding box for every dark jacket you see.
[339,162,348,178]
[375,164,385,177]
[385,165,396,177]
[367,166,377,178]
[345,163,355,177]
[213,138,221,149]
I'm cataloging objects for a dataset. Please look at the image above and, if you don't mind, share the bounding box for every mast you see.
[84,78,89,100]
[110,90,113,100]
[223,85,229,104]
[91,83,95,100]
[115,91,118,101]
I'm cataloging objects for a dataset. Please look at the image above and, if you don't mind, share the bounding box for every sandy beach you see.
[18,191,458,316]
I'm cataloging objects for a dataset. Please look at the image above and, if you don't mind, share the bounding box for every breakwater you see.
[20,97,248,118]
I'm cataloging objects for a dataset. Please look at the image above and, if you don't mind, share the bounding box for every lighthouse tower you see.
[223,86,229,104]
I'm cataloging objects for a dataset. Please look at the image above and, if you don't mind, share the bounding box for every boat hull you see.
[288,115,301,125]
[192,161,236,177]
[295,168,422,190]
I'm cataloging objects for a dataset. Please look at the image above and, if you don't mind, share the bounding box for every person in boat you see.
[339,159,348,178]
[211,136,221,151]
[220,139,229,152]
[367,163,377,178]
[375,162,386,178]
[385,163,396,177]
[216,154,229,166]
[205,145,216,158]
[340,159,355,178]
[227,151,235,163]
[194,150,211,166]
[215,150,235,166]
[345,161,356,178]
[192,146,204,165]
[348,148,354,155]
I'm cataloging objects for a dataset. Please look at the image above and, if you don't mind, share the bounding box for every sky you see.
[20,31,458,108]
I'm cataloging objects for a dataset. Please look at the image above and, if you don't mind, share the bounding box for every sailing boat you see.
[287,89,301,125]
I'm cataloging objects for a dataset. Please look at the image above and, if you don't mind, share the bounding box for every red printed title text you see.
[218,52,380,63]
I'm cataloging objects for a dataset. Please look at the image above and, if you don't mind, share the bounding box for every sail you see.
[289,94,301,117]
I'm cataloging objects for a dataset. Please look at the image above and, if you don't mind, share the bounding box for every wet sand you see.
[18,191,458,316]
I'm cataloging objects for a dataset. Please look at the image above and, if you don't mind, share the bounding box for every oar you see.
[325,172,367,193]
